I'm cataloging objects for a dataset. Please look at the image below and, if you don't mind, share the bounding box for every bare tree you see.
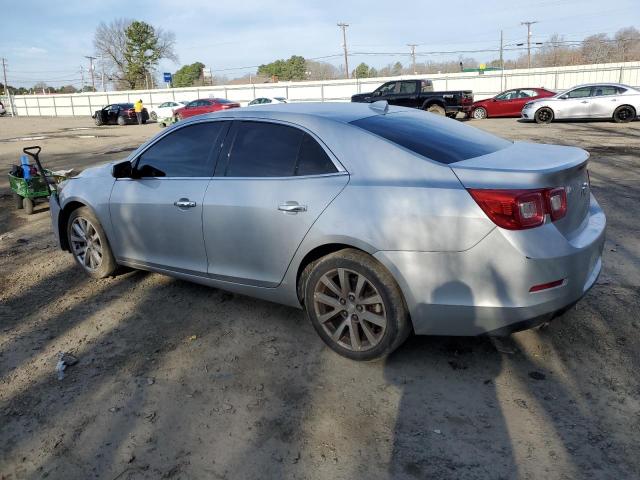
[94,18,177,90]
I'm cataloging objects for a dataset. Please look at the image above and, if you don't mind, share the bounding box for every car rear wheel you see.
[613,105,635,123]
[425,104,445,115]
[472,107,487,119]
[534,107,554,124]
[67,207,117,279]
[150,111,158,121]
[117,116,126,126]
[303,249,411,361]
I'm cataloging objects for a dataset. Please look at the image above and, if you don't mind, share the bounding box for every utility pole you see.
[84,55,96,91]
[101,56,106,92]
[337,22,350,79]
[521,21,539,69]
[407,44,418,74]
[80,65,85,92]
[499,30,504,90]
[2,57,15,116]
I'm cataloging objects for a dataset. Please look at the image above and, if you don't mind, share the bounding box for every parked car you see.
[149,101,188,121]
[50,102,605,361]
[93,103,149,126]
[351,79,473,117]
[466,88,555,119]
[248,97,288,106]
[522,83,640,124]
[0,101,6,116]
[174,98,240,120]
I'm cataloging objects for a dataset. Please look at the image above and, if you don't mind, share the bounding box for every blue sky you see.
[3,0,639,88]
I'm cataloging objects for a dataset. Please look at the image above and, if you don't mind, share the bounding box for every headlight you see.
[523,102,534,109]
[56,179,69,193]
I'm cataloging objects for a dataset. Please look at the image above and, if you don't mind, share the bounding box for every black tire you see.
[23,197,34,215]
[302,248,411,361]
[472,107,488,120]
[13,192,23,209]
[67,206,117,279]
[534,107,554,124]
[613,105,635,123]
[425,104,445,115]
[94,114,103,126]
[116,116,126,126]
[150,111,158,121]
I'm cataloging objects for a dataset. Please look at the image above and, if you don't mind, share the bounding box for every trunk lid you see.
[451,142,591,236]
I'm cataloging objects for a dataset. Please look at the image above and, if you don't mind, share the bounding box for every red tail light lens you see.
[468,187,567,230]
[546,187,567,221]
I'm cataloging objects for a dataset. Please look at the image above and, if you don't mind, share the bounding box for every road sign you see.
[163,72,172,83]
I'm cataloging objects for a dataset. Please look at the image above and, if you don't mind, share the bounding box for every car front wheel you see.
[534,107,554,124]
[67,207,117,279]
[302,249,411,361]
[472,107,487,119]
[150,111,158,121]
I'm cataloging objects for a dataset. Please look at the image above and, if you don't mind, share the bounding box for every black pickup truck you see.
[351,79,473,117]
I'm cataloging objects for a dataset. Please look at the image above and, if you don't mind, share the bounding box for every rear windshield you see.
[351,111,511,164]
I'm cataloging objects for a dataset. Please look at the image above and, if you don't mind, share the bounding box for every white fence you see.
[3,61,640,117]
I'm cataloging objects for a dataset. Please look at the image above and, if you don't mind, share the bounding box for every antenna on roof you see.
[369,100,389,114]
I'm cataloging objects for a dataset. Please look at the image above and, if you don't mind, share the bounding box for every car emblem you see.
[581,182,588,196]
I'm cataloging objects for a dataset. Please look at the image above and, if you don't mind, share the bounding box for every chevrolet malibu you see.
[50,102,606,361]
[522,83,640,124]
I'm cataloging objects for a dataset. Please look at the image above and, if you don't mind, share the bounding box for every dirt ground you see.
[1,115,639,480]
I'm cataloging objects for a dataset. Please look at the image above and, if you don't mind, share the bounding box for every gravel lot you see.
[1,115,639,479]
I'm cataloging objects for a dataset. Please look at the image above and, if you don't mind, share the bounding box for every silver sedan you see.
[50,102,606,360]
[522,82,640,124]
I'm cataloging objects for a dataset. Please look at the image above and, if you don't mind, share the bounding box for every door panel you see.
[109,179,210,273]
[555,87,592,118]
[202,175,348,286]
[108,121,228,273]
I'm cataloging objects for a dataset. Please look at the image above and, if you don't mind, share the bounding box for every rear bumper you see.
[49,193,62,248]
[374,195,606,336]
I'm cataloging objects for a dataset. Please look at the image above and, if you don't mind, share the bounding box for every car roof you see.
[194,101,402,123]
[567,82,633,89]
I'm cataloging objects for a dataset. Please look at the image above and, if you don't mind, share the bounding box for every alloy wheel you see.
[70,217,103,272]
[473,107,487,119]
[313,268,387,352]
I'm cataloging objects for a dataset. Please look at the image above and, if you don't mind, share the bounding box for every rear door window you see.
[351,111,511,164]
[593,86,618,96]
[136,122,227,177]
[225,122,302,177]
[399,81,417,94]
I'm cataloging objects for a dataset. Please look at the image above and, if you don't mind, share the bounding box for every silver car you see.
[50,102,606,360]
[522,82,640,124]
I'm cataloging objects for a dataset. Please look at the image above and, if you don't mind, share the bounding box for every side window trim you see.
[130,120,230,178]
[215,119,347,179]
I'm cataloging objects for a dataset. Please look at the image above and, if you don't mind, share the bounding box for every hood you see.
[351,92,374,103]
[72,162,115,179]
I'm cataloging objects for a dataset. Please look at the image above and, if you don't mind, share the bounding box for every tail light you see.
[468,187,567,230]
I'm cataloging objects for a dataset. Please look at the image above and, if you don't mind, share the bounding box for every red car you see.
[174,98,240,120]
[465,88,555,119]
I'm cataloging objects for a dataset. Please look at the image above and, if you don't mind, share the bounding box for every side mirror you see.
[559,95,568,100]
[112,160,133,179]
[373,91,382,97]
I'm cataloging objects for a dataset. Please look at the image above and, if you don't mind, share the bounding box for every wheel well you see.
[614,104,636,115]
[58,201,86,251]
[295,243,367,303]
[423,100,445,110]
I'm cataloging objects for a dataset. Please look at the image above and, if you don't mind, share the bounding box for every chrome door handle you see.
[174,199,196,208]
[278,202,307,213]
[580,101,589,104]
